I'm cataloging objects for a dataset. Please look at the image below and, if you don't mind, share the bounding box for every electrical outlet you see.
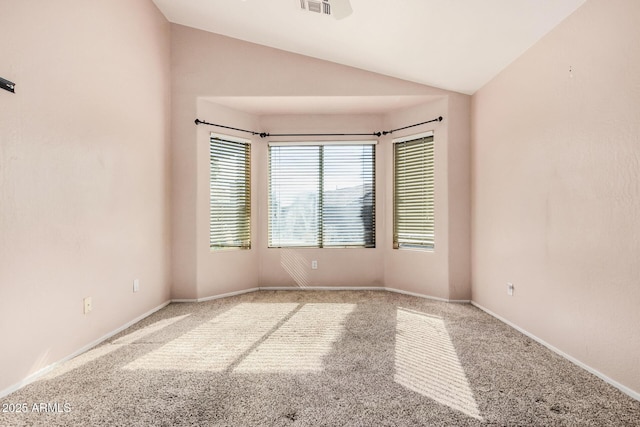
[133,279,140,293]
[507,283,514,296]
[311,260,318,270]
[83,297,92,314]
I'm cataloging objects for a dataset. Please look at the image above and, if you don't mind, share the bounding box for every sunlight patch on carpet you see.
[122,303,298,372]
[112,314,192,345]
[45,314,191,380]
[394,308,483,421]
[234,303,355,373]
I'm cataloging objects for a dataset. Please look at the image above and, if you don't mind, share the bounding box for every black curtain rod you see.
[382,116,443,135]
[195,116,443,138]
[264,132,382,138]
[194,119,262,136]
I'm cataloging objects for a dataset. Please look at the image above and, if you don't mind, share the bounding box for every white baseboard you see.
[172,287,261,303]
[258,285,384,292]
[257,285,472,304]
[471,301,640,402]
[0,300,171,400]
[173,285,472,304]
[384,286,471,304]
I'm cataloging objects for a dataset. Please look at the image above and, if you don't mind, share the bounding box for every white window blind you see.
[210,135,251,249]
[268,143,375,248]
[393,132,434,250]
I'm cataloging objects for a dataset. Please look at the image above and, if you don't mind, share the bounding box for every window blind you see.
[268,145,321,247]
[393,133,434,249]
[210,135,251,249]
[268,143,375,248]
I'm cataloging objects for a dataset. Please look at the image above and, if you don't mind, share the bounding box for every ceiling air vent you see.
[300,0,330,15]
[298,0,352,19]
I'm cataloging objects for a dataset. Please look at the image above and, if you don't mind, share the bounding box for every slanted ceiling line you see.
[195,116,443,138]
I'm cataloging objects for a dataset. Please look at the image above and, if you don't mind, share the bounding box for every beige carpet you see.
[1,290,639,426]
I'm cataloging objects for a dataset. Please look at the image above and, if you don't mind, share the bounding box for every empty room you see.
[1,0,639,425]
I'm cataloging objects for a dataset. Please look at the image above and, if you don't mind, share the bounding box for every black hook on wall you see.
[1,77,16,93]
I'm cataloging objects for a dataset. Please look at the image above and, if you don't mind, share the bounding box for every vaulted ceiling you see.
[153,0,586,95]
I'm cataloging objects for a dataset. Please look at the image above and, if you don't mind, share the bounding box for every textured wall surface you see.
[472,0,640,396]
[0,0,171,394]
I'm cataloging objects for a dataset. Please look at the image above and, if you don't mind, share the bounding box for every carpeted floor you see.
[1,290,639,426]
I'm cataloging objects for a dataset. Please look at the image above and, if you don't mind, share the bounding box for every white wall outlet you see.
[311,260,318,270]
[507,283,514,296]
[133,279,140,293]
[83,297,92,314]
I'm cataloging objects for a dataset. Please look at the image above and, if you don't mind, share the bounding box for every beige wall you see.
[171,25,472,300]
[195,100,260,297]
[382,96,472,301]
[447,94,472,300]
[472,0,640,395]
[0,0,171,394]
[382,99,450,299]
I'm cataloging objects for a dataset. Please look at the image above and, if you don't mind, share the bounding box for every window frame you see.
[267,140,377,249]
[393,131,435,251]
[209,132,252,251]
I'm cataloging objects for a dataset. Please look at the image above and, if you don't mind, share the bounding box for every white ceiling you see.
[153,0,586,96]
